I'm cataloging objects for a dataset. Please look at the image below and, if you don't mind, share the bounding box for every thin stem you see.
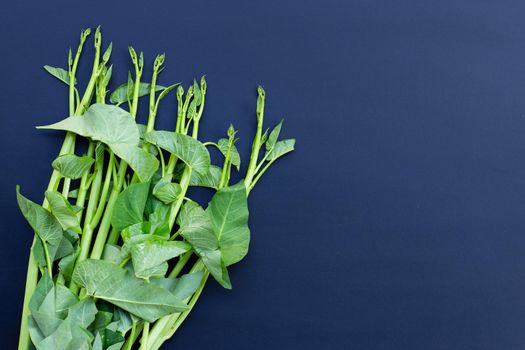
[75,142,95,216]
[141,322,150,350]
[125,322,137,350]
[244,87,265,189]
[254,151,271,175]
[89,54,143,259]
[248,159,275,194]
[146,261,206,350]
[18,28,99,350]
[122,322,144,350]
[42,243,53,279]
[90,151,114,228]
[168,251,193,278]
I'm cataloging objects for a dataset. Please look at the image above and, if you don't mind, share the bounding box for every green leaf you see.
[16,186,63,259]
[153,177,182,204]
[29,273,53,313]
[111,181,150,231]
[45,191,82,234]
[102,244,123,265]
[178,202,217,252]
[35,312,93,350]
[43,65,75,85]
[54,284,78,317]
[174,164,222,190]
[144,131,210,175]
[151,271,205,300]
[73,259,188,322]
[193,79,202,106]
[266,139,296,161]
[102,329,125,350]
[208,181,250,266]
[52,155,94,179]
[68,298,98,328]
[58,250,78,282]
[28,279,96,350]
[90,311,113,334]
[109,82,166,105]
[177,202,230,288]
[217,138,241,170]
[123,235,191,280]
[265,119,283,151]
[156,83,180,104]
[147,205,170,238]
[111,308,133,335]
[93,333,103,350]
[38,104,159,181]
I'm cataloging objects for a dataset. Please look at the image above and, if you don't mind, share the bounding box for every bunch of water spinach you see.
[16,27,295,350]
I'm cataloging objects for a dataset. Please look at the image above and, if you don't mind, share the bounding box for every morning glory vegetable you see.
[16,27,295,350]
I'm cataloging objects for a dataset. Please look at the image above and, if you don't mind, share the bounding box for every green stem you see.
[141,322,150,350]
[147,261,207,350]
[122,322,143,350]
[244,87,265,188]
[89,56,142,258]
[168,167,192,230]
[75,142,95,214]
[125,322,137,350]
[248,159,275,194]
[18,29,99,350]
[42,243,53,279]
[168,251,192,278]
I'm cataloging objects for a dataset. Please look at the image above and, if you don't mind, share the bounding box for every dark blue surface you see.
[2,0,525,349]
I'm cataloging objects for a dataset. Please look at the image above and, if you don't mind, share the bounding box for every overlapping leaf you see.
[52,155,94,179]
[45,191,82,234]
[122,234,190,280]
[217,138,240,170]
[144,131,210,175]
[37,104,158,181]
[178,182,250,288]
[109,82,165,105]
[111,181,150,231]
[73,259,188,322]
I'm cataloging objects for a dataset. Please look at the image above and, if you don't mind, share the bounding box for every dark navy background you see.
[2,0,525,349]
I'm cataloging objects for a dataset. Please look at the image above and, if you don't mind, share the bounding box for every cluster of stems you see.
[18,27,276,350]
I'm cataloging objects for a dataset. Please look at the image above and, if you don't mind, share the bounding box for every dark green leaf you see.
[111,181,150,231]
[174,164,222,190]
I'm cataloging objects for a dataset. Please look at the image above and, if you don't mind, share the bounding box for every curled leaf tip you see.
[128,46,137,62]
[80,28,91,42]
[155,53,166,68]
[200,76,207,92]
[94,26,102,47]
[177,85,184,98]
[227,124,236,138]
